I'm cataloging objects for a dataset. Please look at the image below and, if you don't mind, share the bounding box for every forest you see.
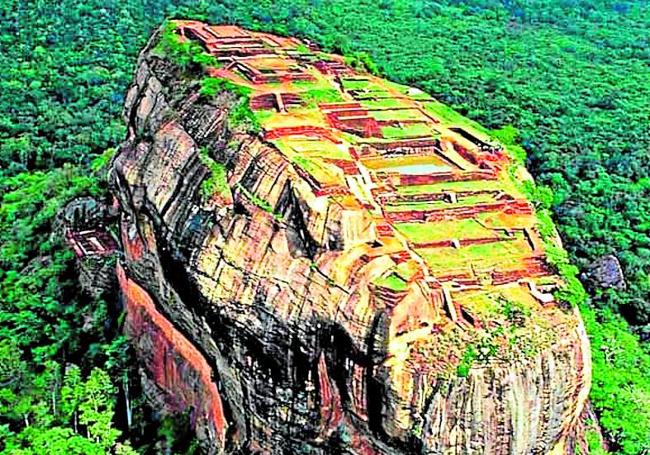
[0,0,648,453]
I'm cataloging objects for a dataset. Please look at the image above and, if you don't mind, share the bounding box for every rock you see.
[57,196,120,299]
[110,21,592,454]
[584,254,626,290]
[54,196,112,235]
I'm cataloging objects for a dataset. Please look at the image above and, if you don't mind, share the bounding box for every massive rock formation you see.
[111,21,591,454]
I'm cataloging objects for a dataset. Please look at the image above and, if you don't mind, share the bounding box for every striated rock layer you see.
[111,21,591,454]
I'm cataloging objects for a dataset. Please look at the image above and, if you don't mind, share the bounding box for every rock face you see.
[584,254,626,290]
[59,196,119,300]
[111,21,591,454]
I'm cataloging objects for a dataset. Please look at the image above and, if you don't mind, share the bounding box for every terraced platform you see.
[175,20,560,334]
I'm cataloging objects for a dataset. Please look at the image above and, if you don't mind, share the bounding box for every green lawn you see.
[301,88,345,106]
[253,108,276,124]
[385,195,497,213]
[374,273,409,291]
[341,78,372,90]
[394,180,508,196]
[422,100,493,137]
[370,109,427,121]
[361,98,407,109]
[381,122,432,139]
[417,237,527,271]
[394,219,496,244]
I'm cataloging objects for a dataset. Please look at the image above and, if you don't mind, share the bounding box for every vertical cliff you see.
[110,21,591,454]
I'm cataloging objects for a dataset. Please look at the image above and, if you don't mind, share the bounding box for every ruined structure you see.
[111,21,591,454]
[60,197,119,299]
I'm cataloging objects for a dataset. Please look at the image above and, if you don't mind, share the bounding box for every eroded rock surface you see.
[584,254,626,290]
[111,21,591,454]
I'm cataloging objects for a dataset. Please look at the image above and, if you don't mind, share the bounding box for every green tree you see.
[78,368,120,449]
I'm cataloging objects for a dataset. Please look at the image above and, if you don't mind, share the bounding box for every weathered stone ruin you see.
[59,196,119,299]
